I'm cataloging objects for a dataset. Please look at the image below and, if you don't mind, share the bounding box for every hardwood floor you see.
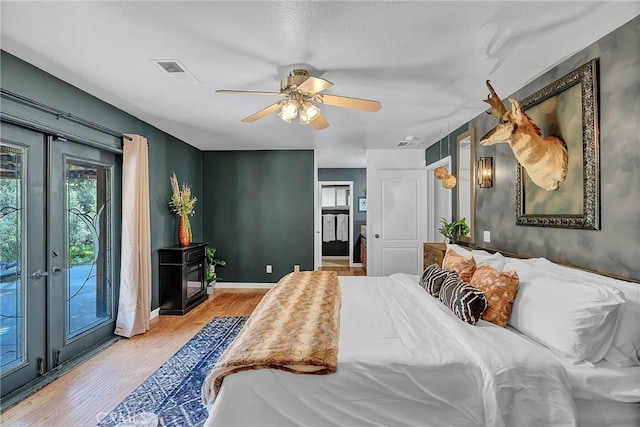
[1,268,363,426]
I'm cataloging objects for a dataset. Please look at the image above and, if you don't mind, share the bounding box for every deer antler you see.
[484,80,508,118]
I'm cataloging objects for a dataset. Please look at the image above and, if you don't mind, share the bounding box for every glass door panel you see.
[65,160,112,339]
[0,145,25,371]
[0,123,47,400]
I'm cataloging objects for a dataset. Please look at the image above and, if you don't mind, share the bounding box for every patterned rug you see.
[97,316,246,427]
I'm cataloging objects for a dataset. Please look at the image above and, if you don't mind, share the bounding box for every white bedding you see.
[563,359,640,402]
[204,273,576,426]
[506,324,640,402]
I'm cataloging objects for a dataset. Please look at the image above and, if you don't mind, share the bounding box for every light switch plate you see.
[483,231,491,243]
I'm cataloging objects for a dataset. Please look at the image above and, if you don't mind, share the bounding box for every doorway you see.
[426,156,453,242]
[316,181,354,269]
[1,122,118,402]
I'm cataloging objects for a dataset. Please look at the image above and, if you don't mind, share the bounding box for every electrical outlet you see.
[294,264,300,272]
[483,230,491,243]
[266,264,272,274]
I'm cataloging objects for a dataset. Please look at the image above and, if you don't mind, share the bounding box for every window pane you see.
[0,145,24,372]
[66,160,112,339]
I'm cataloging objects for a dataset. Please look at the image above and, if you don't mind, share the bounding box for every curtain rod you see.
[0,88,133,141]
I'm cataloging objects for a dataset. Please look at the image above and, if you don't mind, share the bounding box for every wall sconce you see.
[478,157,493,188]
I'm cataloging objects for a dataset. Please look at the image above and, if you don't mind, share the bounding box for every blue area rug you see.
[98,316,246,427]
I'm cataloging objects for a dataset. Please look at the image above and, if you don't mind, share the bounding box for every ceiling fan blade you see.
[297,76,333,94]
[311,112,329,130]
[216,89,283,96]
[241,101,283,123]
[319,94,381,112]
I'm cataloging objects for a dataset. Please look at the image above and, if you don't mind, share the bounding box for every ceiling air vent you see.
[151,59,200,84]
[396,136,423,148]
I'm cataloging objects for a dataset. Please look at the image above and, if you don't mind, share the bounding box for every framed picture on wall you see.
[516,58,600,230]
[358,197,367,212]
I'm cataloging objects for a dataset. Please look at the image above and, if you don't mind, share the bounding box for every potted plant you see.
[438,217,470,244]
[206,246,227,294]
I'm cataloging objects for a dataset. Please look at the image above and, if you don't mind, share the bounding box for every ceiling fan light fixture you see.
[305,103,320,120]
[217,68,380,129]
[299,102,321,125]
[279,101,298,123]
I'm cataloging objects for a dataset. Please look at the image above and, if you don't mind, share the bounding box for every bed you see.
[202,247,640,427]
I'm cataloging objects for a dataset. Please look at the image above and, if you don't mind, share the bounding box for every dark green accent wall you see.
[425,124,468,222]
[202,150,315,282]
[1,50,203,309]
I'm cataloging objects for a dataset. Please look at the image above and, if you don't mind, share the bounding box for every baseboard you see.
[215,282,275,289]
[150,307,160,320]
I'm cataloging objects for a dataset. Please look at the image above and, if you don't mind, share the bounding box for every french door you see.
[1,122,116,400]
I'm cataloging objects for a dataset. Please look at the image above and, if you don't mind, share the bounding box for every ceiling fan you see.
[216,69,381,130]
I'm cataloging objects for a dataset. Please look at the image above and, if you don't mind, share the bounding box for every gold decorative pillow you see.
[470,264,520,327]
[443,248,476,282]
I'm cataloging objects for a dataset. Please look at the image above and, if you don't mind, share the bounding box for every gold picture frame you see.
[516,59,600,230]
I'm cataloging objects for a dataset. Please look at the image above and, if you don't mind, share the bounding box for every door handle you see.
[31,269,49,279]
[374,234,380,238]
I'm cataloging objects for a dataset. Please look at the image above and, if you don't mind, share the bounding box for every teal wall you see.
[1,50,203,309]
[202,150,315,282]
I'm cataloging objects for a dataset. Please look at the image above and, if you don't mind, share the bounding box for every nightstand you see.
[423,243,447,270]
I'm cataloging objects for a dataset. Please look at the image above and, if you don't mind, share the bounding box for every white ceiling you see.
[1,1,638,167]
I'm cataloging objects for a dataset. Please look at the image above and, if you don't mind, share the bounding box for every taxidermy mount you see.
[480,80,568,191]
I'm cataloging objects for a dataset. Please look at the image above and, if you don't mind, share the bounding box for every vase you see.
[178,215,191,247]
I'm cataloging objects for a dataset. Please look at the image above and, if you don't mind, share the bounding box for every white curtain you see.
[115,134,151,338]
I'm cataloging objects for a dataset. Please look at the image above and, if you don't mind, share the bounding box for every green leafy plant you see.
[438,217,470,240]
[169,173,197,217]
[206,246,227,283]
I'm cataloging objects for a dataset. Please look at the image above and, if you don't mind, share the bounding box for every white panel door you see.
[369,169,426,276]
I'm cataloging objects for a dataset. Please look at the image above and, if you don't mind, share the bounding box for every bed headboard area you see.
[481,247,640,285]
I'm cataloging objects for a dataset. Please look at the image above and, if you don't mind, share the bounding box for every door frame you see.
[426,156,452,242]
[314,181,354,269]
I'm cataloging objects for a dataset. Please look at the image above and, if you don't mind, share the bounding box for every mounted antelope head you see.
[480,80,568,191]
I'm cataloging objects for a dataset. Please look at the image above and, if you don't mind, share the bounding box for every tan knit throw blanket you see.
[202,270,342,404]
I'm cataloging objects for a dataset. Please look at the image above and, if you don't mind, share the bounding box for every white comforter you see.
[204,273,576,426]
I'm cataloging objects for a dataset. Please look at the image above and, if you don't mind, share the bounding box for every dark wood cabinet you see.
[159,243,208,315]
[423,242,447,270]
[360,236,367,273]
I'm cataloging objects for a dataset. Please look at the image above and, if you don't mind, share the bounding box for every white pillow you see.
[528,258,640,367]
[446,243,471,256]
[471,250,506,270]
[505,259,624,364]
[446,244,506,270]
